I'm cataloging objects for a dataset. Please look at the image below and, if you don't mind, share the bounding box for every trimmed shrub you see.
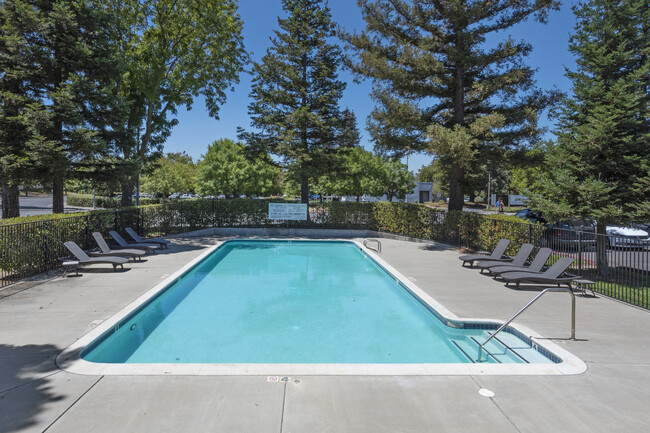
[0,200,543,286]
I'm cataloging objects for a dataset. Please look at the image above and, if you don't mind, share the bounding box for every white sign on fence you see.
[269,203,308,221]
[508,194,529,206]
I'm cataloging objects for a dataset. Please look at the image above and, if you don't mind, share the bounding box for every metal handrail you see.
[477,288,576,362]
[363,239,382,253]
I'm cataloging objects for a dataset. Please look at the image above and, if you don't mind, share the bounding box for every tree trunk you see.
[300,175,309,203]
[449,51,466,212]
[1,183,20,219]
[448,163,465,211]
[52,174,65,214]
[469,191,476,203]
[121,180,134,207]
[596,219,611,277]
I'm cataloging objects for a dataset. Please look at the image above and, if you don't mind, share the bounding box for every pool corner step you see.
[450,333,545,364]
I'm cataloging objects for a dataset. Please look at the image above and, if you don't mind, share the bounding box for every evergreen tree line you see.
[410,0,648,223]
[2,0,648,225]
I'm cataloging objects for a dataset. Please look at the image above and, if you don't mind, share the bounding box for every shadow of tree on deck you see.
[0,343,65,433]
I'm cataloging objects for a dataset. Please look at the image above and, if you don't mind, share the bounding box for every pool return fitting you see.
[477,287,576,362]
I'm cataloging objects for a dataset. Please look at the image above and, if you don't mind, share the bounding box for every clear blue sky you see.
[164,0,578,172]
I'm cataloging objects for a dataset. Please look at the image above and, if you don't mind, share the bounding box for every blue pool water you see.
[82,240,556,364]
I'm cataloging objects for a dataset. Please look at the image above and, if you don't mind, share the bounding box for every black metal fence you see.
[1,200,648,309]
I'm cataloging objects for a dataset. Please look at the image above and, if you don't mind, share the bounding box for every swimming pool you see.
[58,239,586,375]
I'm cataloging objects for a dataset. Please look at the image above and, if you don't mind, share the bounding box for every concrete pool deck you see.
[1,233,650,432]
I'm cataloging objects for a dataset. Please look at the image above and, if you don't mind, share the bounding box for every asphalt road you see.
[0,195,89,218]
[577,249,650,272]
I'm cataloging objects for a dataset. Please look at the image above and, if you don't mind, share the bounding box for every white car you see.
[606,225,650,248]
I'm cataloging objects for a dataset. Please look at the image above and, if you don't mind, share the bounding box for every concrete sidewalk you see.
[1,234,649,432]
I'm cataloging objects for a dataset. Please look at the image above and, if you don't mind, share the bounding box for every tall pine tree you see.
[1,0,125,214]
[0,0,43,218]
[342,0,559,210]
[529,0,649,273]
[239,0,347,203]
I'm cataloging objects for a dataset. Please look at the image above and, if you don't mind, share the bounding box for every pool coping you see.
[56,239,587,376]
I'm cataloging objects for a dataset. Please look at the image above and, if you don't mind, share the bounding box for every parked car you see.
[179,193,199,199]
[606,225,650,249]
[543,219,596,250]
[514,209,595,250]
[168,192,180,199]
[514,208,546,224]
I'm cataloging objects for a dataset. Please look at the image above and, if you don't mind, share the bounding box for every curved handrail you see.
[363,239,382,253]
[477,287,576,362]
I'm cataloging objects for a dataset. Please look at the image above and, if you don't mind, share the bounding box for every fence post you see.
[114,209,118,231]
[578,231,583,275]
[180,200,183,233]
[43,223,48,272]
[528,224,532,244]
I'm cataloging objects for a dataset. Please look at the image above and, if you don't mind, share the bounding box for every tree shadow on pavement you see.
[0,343,66,433]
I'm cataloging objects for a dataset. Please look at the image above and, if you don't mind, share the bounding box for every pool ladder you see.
[363,239,382,253]
[477,287,576,362]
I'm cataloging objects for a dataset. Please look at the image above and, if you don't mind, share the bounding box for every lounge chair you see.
[125,227,170,249]
[488,248,553,277]
[91,232,146,262]
[459,239,510,267]
[109,230,159,253]
[500,257,579,289]
[477,243,534,274]
[63,241,128,273]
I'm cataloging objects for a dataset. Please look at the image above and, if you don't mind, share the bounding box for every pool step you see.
[451,331,549,364]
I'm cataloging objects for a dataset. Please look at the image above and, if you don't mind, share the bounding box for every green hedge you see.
[1,200,541,287]
[369,203,543,254]
[0,211,93,226]
[0,209,131,280]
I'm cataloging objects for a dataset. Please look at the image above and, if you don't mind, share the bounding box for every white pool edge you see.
[56,239,587,376]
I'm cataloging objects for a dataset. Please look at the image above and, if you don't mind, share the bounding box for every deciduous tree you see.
[105,0,247,206]
[141,152,197,198]
[197,139,279,198]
